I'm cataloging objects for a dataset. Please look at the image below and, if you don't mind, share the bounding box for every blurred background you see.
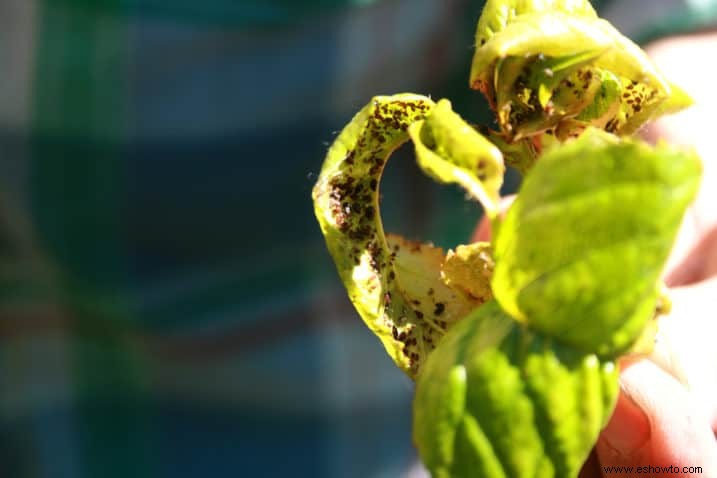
[1,1,715,477]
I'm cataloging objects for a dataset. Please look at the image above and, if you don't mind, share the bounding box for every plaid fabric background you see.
[0,1,480,477]
[0,1,715,477]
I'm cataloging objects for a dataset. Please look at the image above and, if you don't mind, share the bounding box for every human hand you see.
[581,277,717,478]
[579,32,717,478]
[473,32,717,478]
[475,197,717,478]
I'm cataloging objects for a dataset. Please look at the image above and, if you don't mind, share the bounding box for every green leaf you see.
[491,128,702,357]
[471,12,664,93]
[414,301,619,478]
[475,0,597,48]
[409,99,504,217]
[574,69,621,126]
[313,95,494,377]
[470,8,691,139]
[484,130,540,175]
[493,51,605,141]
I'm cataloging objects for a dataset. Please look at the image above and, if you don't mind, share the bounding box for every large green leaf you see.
[491,129,702,357]
[414,301,619,478]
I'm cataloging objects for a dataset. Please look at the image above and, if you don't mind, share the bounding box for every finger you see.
[472,214,492,242]
[644,34,717,235]
[596,359,717,477]
[662,207,702,283]
[578,449,602,478]
[665,224,717,286]
[581,271,717,478]
[471,195,515,242]
[652,276,717,428]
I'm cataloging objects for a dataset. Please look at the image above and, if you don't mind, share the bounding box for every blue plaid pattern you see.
[0,0,715,477]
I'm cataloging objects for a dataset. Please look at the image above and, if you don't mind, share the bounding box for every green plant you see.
[312,1,702,476]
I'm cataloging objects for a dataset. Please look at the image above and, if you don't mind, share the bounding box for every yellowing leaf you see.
[442,242,494,303]
[471,8,691,143]
[409,99,504,217]
[313,95,496,377]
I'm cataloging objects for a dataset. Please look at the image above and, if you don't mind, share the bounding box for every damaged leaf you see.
[442,242,494,303]
[470,3,692,160]
[313,95,496,377]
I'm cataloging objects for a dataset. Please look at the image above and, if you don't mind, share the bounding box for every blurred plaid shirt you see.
[0,1,715,477]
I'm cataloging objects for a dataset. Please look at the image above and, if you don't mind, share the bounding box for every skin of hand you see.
[475,32,717,478]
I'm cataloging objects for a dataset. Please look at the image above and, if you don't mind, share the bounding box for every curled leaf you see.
[491,128,702,357]
[409,99,504,217]
[313,95,496,377]
[493,49,605,141]
[475,0,598,47]
[442,242,494,303]
[414,301,619,478]
[574,69,621,127]
[470,5,691,148]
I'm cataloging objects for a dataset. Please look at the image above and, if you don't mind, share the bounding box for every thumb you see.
[595,359,717,477]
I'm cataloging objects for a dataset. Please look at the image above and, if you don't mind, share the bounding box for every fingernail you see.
[600,387,651,456]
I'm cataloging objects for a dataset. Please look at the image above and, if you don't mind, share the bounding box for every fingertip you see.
[472,215,492,242]
[471,196,515,243]
[596,360,717,476]
[598,388,651,459]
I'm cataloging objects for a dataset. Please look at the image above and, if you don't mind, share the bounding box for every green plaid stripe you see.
[2,0,716,477]
[25,3,151,478]
[3,1,474,476]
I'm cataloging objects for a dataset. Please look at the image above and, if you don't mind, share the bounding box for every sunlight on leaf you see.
[470,4,692,158]
[414,301,619,478]
[491,129,702,357]
[409,99,504,217]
